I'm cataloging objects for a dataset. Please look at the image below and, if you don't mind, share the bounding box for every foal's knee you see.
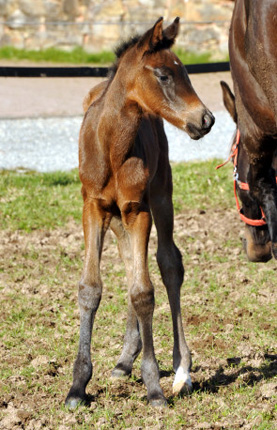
[130,284,155,317]
[78,281,102,312]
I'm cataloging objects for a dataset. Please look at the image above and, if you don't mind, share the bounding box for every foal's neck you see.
[102,74,143,167]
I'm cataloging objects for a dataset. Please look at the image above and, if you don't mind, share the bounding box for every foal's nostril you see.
[202,112,215,129]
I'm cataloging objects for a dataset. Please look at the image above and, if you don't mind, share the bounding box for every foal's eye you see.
[159,75,169,82]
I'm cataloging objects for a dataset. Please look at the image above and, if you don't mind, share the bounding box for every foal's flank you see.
[65,17,214,409]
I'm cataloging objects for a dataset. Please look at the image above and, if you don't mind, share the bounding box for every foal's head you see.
[112,17,214,140]
[221,80,275,262]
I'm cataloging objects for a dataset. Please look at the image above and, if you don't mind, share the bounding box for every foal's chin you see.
[186,125,212,140]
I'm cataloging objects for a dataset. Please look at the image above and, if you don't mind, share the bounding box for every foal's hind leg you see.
[65,200,111,408]
[150,178,192,396]
[110,217,142,378]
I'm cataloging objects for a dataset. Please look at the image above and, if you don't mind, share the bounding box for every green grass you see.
[173,48,229,65]
[0,46,115,65]
[0,162,233,232]
[172,159,233,212]
[0,45,228,65]
[0,169,82,231]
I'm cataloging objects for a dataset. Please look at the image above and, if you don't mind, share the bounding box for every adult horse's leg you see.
[121,202,166,406]
[109,217,142,378]
[249,155,277,259]
[65,199,111,408]
[150,158,192,395]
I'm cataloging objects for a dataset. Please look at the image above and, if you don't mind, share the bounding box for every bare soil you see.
[0,207,276,429]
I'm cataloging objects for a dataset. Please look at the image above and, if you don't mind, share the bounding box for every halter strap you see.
[217,129,268,227]
[216,130,239,170]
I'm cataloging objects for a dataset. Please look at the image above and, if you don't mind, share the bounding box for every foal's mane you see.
[108,35,141,79]
[108,26,175,80]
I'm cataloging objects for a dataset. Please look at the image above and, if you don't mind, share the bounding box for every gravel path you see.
[0,112,235,172]
[0,70,235,172]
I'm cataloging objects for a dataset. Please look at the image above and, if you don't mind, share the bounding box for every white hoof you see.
[172,367,192,395]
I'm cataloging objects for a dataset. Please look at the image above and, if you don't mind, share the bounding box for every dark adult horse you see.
[221,81,277,262]
[65,18,214,408]
[228,0,277,260]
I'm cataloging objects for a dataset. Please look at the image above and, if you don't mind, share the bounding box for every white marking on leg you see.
[172,366,192,395]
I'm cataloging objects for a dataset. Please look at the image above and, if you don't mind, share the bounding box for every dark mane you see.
[108,34,141,79]
[107,27,175,79]
[115,35,141,59]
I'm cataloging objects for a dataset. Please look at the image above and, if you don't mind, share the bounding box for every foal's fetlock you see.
[141,361,166,406]
[65,355,92,408]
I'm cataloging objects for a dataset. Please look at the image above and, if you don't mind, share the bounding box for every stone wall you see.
[0,0,234,56]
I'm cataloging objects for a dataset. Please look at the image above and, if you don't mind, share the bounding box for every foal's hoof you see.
[172,368,192,396]
[65,394,87,410]
[149,396,168,408]
[111,366,131,379]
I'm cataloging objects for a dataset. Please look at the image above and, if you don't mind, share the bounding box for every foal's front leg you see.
[150,186,192,396]
[65,200,111,408]
[121,204,166,406]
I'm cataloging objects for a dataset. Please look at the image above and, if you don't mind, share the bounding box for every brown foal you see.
[65,17,214,408]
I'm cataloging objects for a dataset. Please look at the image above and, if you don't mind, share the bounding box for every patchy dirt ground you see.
[0,206,276,429]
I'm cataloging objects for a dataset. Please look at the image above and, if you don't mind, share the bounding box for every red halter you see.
[216,130,268,227]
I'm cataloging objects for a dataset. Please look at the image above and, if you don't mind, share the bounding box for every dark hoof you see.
[111,367,131,379]
[111,365,131,379]
[65,392,87,410]
[149,396,168,408]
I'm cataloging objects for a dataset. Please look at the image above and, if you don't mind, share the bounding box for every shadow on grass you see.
[81,354,276,408]
[168,353,277,403]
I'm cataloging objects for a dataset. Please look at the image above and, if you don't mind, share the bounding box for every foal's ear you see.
[139,16,180,54]
[151,17,164,47]
[138,17,164,52]
[220,81,237,123]
[163,17,180,43]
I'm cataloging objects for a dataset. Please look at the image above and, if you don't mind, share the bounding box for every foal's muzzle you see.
[187,110,215,140]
